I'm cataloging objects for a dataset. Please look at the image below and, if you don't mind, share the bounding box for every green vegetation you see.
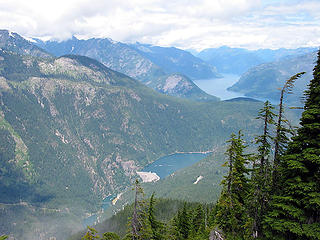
[77,50,320,240]
[213,51,320,239]
[0,43,263,239]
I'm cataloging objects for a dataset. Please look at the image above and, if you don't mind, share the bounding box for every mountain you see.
[228,51,317,105]
[0,46,262,239]
[197,46,317,74]
[0,29,51,58]
[130,43,220,79]
[34,36,219,101]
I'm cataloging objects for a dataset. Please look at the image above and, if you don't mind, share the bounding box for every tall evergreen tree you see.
[264,51,320,239]
[128,179,152,240]
[177,203,191,239]
[273,72,305,185]
[249,101,276,238]
[215,131,250,237]
[148,193,164,240]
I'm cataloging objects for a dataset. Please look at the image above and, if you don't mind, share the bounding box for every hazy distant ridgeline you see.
[197,46,316,74]
[34,36,220,101]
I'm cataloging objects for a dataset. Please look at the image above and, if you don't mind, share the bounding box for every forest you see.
[57,50,320,240]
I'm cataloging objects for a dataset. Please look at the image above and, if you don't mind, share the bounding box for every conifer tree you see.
[178,203,191,239]
[264,51,320,239]
[128,179,152,240]
[148,193,164,240]
[101,232,120,240]
[215,131,250,237]
[249,101,276,238]
[192,204,205,234]
[273,72,305,185]
[81,227,100,240]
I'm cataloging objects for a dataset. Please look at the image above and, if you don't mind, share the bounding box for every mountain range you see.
[0,30,264,239]
[197,46,317,74]
[34,35,220,101]
[228,51,317,105]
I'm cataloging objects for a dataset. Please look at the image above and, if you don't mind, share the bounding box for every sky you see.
[0,0,319,51]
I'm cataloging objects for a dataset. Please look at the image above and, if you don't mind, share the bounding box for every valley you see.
[0,28,317,240]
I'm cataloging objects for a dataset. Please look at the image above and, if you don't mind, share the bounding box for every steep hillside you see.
[34,36,219,101]
[0,49,262,239]
[228,51,317,105]
[197,46,316,74]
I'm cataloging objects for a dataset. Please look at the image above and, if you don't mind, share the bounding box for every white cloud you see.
[0,0,319,50]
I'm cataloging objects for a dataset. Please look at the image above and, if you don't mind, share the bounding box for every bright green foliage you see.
[264,51,320,239]
[101,232,120,240]
[81,227,100,240]
[0,236,8,240]
[215,131,250,238]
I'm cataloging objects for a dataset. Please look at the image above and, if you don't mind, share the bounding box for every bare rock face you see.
[209,228,225,240]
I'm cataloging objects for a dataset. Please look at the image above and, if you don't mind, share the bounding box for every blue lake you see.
[194,74,244,100]
[83,152,210,226]
[142,152,211,179]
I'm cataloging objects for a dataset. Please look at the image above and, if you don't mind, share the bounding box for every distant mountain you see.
[228,51,317,105]
[0,43,262,239]
[197,46,317,74]
[34,36,219,101]
[130,43,220,79]
[0,29,51,58]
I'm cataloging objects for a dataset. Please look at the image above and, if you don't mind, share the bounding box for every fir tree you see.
[192,204,205,234]
[249,101,276,238]
[101,232,120,240]
[273,72,305,185]
[81,227,100,240]
[264,51,320,239]
[148,193,164,240]
[215,131,250,237]
[177,203,191,239]
[128,179,152,240]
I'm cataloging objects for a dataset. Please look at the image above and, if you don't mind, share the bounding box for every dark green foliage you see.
[264,50,320,239]
[101,232,120,240]
[148,193,164,240]
[215,132,250,238]
[177,203,191,239]
[247,101,276,238]
[273,72,306,185]
[128,179,152,240]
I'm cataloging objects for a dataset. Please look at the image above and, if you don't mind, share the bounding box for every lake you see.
[193,74,245,100]
[142,152,211,179]
[83,152,211,226]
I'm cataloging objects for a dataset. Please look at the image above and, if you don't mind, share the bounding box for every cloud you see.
[0,0,319,50]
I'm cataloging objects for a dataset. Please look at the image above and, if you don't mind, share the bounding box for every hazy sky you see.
[0,0,319,50]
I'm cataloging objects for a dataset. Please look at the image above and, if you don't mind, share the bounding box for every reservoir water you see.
[142,152,211,178]
[193,74,244,100]
[83,152,210,226]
